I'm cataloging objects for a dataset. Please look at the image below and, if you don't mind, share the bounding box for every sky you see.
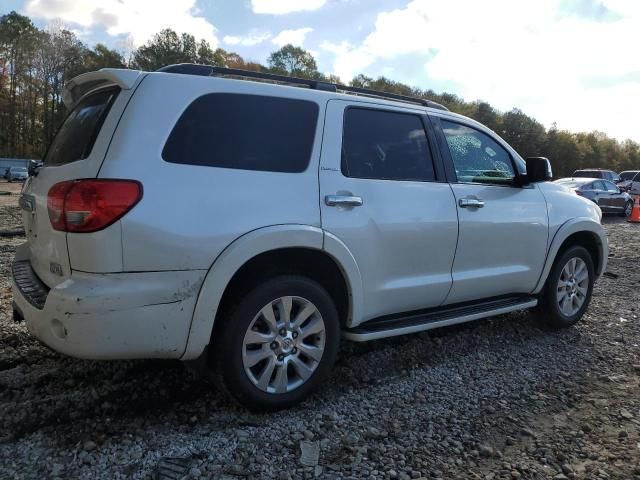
[3,0,640,142]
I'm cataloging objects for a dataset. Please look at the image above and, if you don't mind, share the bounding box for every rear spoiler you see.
[63,69,145,109]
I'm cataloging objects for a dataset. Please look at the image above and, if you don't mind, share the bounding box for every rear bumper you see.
[11,243,206,360]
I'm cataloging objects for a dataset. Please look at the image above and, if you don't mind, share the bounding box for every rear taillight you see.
[47,180,142,233]
[575,190,584,196]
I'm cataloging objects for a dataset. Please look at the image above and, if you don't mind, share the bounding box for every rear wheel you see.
[211,275,340,411]
[623,200,633,217]
[536,245,594,328]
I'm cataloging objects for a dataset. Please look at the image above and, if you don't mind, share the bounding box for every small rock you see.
[300,441,320,467]
[553,475,569,480]
[82,440,96,451]
[479,445,494,458]
[620,409,634,419]
[561,464,573,474]
[51,463,64,476]
[189,467,201,477]
[521,428,536,437]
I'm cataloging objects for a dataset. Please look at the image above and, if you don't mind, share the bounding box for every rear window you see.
[620,171,640,181]
[162,93,319,173]
[45,88,119,165]
[572,170,599,178]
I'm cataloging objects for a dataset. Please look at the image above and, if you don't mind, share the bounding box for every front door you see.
[319,100,459,323]
[434,117,549,304]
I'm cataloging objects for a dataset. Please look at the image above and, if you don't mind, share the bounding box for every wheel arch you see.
[532,218,608,294]
[181,225,362,360]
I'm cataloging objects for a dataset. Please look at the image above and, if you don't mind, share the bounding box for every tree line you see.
[1,10,638,176]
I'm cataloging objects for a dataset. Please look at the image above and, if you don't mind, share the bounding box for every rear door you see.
[20,87,128,287]
[432,116,548,304]
[603,180,624,211]
[319,100,458,323]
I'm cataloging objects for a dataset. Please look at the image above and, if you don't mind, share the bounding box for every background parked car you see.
[7,167,28,182]
[554,177,634,216]
[571,169,620,183]
[618,170,640,194]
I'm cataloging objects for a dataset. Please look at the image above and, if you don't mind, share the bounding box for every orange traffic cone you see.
[629,195,640,223]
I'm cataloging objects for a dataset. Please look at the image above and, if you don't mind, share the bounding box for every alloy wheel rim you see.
[242,296,325,394]
[556,257,589,317]
[625,202,633,216]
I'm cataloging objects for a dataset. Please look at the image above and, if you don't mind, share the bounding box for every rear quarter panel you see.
[99,73,326,271]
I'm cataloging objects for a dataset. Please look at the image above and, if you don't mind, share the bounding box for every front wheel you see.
[623,200,634,217]
[536,245,595,329]
[211,275,340,411]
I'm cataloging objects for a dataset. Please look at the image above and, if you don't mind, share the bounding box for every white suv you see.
[12,65,608,410]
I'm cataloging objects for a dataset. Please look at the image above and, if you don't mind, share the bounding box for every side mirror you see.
[523,157,553,183]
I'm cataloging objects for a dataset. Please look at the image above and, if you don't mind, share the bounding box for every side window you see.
[163,93,318,173]
[592,181,606,191]
[604,180,618,192]
[440,120,515,185]
[342,108,435,182]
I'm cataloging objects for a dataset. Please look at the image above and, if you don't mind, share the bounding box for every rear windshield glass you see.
[45,88,119,165]
[572,170,599,178]
[162,93,319,173]
[620,171,640,181]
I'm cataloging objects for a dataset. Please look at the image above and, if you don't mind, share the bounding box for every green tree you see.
[82,43,126,72]
[267,44,319,78]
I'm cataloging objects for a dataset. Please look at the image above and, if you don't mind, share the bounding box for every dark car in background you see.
[571,169,620,183]
[554,177,634,217]
[618,170,640,194]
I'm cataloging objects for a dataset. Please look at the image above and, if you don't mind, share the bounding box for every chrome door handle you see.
[325,195,363,207]
[458,198,485,208]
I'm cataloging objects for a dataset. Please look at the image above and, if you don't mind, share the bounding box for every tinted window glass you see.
[592,180,606,191]
[573,170,598,178]
[620,171,639,181]
[163,93,318,173]
[45,88,119,165]
[441,120,515,185]
[342,108,435,181]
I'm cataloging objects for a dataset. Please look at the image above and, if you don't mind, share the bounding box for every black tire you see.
[623,200,634,217]
[536,245,595,329]
[211,275,340,411]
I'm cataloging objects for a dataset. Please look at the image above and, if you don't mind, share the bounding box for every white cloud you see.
[272,27,313,47]
[24,0,218,47]
[251,0,327,15]
[322,0,640,140]
[223,31,271,46]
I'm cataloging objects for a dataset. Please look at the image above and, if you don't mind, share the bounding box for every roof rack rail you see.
[156,64,449,111]
[157,63,337,92]
[334,84,448,111]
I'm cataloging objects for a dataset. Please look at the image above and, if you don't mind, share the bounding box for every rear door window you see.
[163,93,319,173]
[45,88,119,165]
[341,107,435,181]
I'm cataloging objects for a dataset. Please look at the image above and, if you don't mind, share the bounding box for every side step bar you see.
[343,295,538,342]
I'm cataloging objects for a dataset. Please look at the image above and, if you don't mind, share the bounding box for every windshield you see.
[45,88,119,165]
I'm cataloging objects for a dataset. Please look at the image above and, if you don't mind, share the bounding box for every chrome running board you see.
[343,295,538,342]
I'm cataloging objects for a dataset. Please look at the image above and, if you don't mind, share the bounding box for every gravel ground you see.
[1,213,639,480]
